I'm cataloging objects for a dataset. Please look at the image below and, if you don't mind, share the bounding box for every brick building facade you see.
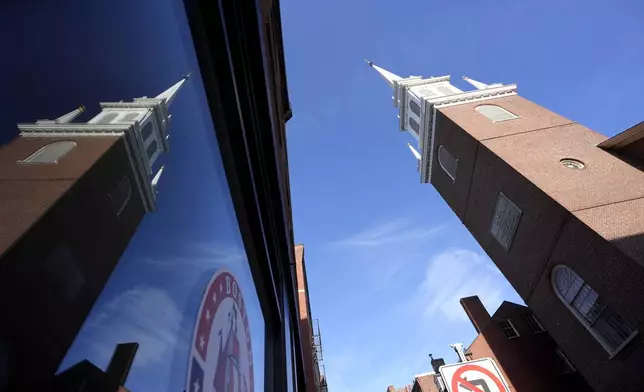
[370,63,644,391]
[461,296,590,391]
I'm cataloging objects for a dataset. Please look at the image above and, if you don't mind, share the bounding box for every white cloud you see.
[417,248,510,322]
[85,286,186,368]
[141,242,245,272]
[335,219,445,247]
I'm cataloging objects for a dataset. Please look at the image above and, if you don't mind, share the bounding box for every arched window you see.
[120,112,139,122]
[20,141,77,164]
[408,118,420,134]
[95,113,119,124]
[438,145,458,181]
[146,140,158,159]
[409,100,421,116]
[475,105,519,122]
[140,122,154,141]
[109,176,132,216]
[552,265,637,355]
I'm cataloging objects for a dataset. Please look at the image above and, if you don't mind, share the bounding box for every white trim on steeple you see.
[366,60,402,88]
[407,142,422,160]
[35,106,86,125]
[366,60,518,185]
[462,76,489,90]
[155,73,191,107]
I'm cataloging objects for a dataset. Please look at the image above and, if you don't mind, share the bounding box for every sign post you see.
[439,358,509,392]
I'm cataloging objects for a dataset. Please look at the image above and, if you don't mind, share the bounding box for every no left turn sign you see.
[439,358,509,392]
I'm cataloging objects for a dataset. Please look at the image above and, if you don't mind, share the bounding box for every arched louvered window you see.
[409,100,421,116]
[120,112,139,122]
[20,141,77,164]
[95,113,119,124]
[141,122,154,141]
[552,265,637,355]
[109,176,132,216]
[409,118,420,134]
[437,86,454,96]
[437,145,458,181]
[475,105,519,123]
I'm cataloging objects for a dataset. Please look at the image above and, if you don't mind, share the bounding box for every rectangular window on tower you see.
[409,118,420,134]
[409,100,421,116]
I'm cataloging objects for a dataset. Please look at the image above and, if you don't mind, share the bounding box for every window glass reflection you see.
[58,71,265,392]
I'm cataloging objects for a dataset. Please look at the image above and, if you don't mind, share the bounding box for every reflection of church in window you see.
[0,75,189,390]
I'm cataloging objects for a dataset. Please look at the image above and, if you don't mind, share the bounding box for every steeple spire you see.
[155,73,192,107]
[35,106,86,125]
[365,60,402,88]
[407,143,421,160]
[462,76,489,90]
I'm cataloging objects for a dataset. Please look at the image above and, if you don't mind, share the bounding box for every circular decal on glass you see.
[187,270,254,392]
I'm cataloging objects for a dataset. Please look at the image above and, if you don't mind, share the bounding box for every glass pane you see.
[595,309,635,350]
[555,266,583,303]
[58,74,265,392]
[23,141,77,163]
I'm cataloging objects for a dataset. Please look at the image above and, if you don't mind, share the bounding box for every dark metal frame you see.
[183,0,304,391]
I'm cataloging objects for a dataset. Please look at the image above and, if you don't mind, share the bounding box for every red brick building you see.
[295,244,327,392]
[370,63,644,391]
[461,296,590,391]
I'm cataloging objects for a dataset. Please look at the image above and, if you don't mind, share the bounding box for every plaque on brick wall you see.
[490,193,522,251]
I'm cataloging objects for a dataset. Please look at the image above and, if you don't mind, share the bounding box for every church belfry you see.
[366,61,516,183]
[0,75,189,388]
[17,74,190,211]
[368,61,644,392]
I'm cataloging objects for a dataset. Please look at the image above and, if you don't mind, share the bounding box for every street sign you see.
[439,358,509,392]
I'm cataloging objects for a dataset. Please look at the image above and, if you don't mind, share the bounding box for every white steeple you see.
[35,106,86,125]
[365,60,402,88]
[17,74,191,212]
[462,76,489,90]
[155,73,191,107]
[367,61,518,184]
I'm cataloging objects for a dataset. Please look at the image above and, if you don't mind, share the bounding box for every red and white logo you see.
[187,270,254,392]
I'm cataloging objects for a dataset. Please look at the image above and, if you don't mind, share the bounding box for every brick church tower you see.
[0,75,189,389]
[368,62,644,391]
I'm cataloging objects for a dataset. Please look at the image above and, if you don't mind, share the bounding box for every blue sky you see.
[2,1,644,392]
[280,0,644,390]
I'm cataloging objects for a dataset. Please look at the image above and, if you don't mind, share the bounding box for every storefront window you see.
[57,69,265,392]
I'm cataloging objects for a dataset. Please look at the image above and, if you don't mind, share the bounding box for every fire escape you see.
[312,319,328,392]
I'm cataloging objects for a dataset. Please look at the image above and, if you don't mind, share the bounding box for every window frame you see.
[437,145,458,182]
[108,176,132,217]
[524,314,545,334]
[553,348,576,374]
[18,140,78,164]
[551,265,638,357]
[498,319,520,339]
[475,104,520,123]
